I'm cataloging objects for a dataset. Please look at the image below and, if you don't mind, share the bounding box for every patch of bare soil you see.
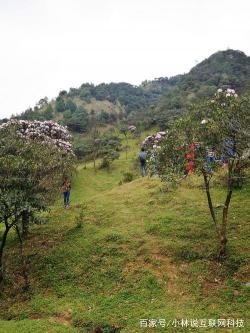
[122,238,187,299]
[49,310,73,327]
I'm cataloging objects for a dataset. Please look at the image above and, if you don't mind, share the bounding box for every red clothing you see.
[185,143,195,174]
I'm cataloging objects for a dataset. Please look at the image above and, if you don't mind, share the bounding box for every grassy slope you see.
[0,135,249,333]
[73,98,124,115]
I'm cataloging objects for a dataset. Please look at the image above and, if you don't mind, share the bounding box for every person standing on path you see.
[62,176,71,208]
[139,147,147,177]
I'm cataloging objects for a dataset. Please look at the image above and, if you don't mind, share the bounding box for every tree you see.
[99,132,121,170]
[74,141,93,167]
[36,97,49,109]
[120,125,137,159]
[79,84,93,102]
[89,111,101,170]
[59,90,67,96]
[157,89,250,257]
[99,110,110,124]
[0,120,75,282]
[43,104,54,120]
[90,132,101,171]
[55,96,66,112]
[120,127,129,160]
[63,106,89,133]
[66,99,77,113]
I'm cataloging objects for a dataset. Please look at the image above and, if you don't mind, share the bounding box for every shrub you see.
[122,172,133,183]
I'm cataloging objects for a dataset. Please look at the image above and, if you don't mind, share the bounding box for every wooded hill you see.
[2,49,250,132]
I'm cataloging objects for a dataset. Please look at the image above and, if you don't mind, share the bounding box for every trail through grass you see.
[0,136,249,333]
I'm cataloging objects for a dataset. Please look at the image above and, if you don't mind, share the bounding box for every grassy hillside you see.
[0,135,249,333]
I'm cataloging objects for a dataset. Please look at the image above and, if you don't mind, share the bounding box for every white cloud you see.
[0,0,250,117]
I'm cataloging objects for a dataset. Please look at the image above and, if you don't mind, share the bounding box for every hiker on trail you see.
[221,138,235,164]
[206,146,216,174]
[139,147,147,177]
[62,176,71,208]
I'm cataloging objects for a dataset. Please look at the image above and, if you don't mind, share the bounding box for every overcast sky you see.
[0,0,250,118]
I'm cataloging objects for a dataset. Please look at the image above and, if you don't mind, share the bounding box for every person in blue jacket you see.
[62,176,71,208]
[139,147,147,177]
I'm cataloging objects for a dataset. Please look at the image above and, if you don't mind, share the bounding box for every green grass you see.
[0,135,249,333]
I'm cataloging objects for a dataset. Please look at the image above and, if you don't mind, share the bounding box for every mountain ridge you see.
[1,49,250,132]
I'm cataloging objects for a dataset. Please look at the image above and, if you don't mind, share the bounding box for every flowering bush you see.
[157,88,250,256]
[142,131,166,150]
[211,88,238,108]
[0,119,76,281]
[128,125,137,132]
[0,120,73,154]
[142,131,167,175]
[215,88,238,99]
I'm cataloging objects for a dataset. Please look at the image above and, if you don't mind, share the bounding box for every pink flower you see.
[155,133,161,140]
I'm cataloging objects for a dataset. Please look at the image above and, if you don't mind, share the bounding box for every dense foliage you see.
[68,82,158,113]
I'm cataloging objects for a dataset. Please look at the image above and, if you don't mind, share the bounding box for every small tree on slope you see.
[157,89,250,257]
[0,120,75,282]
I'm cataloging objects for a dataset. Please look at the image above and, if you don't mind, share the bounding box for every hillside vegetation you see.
[0,134,249,333]
[2,49,249,134]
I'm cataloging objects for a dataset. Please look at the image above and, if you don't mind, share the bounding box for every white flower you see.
[0,120,73,154]
[128,125,136,132]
